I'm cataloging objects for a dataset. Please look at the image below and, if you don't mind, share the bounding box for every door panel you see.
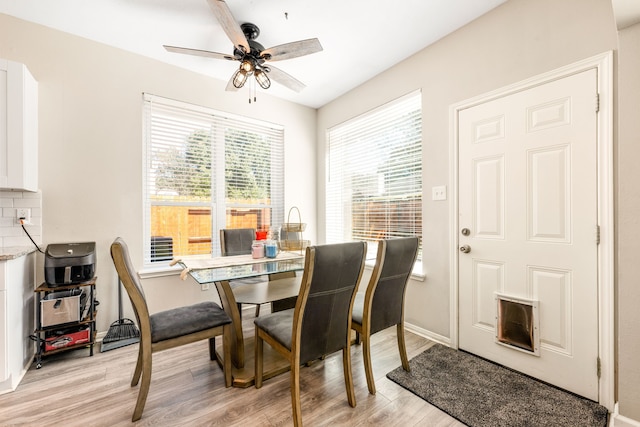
[474,156,504,238]
[458,68,599,400]
[528,145,570,241]
[472,260,504,330]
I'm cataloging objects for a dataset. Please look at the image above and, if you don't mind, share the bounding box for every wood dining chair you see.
[351,236,420,395]
[220,228,256,257]
[220,228,263,316]
[215,228,300,372]
[110,237,232,421]
[253,241,367,426]
[220,228,299,318]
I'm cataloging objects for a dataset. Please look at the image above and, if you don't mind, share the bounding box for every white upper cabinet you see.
[0,59,38,192]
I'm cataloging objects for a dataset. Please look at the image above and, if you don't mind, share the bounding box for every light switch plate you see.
[432,186,447,201]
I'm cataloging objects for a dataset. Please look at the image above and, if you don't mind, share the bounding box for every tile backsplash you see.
[0,190,42,247]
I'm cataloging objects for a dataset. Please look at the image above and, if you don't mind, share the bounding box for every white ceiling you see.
[0,0,508,108]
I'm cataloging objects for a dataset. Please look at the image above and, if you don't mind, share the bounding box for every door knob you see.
[460,245,471,253]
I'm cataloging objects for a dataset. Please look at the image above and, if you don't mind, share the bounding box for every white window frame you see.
[142,94,284,268]
[325,91,423,271]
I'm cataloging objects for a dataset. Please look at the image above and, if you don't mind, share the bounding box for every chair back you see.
[367,237,419,335]
[220,228,256,256]
[110,237,151,339]
[293,241,366,364]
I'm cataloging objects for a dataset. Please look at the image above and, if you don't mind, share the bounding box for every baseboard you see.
[612,404,640,427]
[96,330,107,342]
[0,358,31,396]
[0,376,14,396]
[404,321,451,347]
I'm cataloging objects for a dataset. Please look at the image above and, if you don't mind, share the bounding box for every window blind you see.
[142,94,284,266]
[326,91,422,261]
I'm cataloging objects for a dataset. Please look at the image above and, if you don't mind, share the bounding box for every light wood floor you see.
[1,312,465,427]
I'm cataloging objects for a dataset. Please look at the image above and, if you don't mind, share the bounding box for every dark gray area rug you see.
[386,344,608,427]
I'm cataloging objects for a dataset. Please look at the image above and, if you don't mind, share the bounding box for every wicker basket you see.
[281,206,306,232]
[281,223,306,232]
[280,206,308,253]
[279,239,310,251]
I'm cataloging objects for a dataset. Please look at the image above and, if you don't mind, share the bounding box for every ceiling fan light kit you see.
[164,0,322,102]
[232,68,249,88]
[254,69,271,89]
[240,59,253,73]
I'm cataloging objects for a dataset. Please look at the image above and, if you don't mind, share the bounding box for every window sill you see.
[411,269,426,282]
[139,263,182,279]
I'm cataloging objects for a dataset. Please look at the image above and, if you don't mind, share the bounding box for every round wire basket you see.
[280,206,309,252]
[281,206,307,232]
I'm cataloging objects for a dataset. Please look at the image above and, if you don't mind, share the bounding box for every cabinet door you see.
[0,261,5,383]
[0,59,38,192]
[0,64,7,188]
[0,290,7,383]
[0,255,35,391]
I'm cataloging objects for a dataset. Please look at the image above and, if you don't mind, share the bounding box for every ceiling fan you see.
[164,0,323,95]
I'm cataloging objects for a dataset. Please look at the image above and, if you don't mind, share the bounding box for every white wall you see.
[0,13,317,329]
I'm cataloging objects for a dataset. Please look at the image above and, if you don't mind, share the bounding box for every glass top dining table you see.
[174,251,306,284]
[173,251,306,387]
[191,258,305,283]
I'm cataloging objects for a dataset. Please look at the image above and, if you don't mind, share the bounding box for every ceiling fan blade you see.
[261,38,323,61]
[225,73,240,92]
[164,45,234,61]
[207,0,249,53]
[265,65,306,93]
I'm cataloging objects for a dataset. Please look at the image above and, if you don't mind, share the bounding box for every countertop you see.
[0,246,37,261]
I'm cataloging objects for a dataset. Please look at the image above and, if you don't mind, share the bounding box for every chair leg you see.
[254,304,261,317]
[222,325,232,388]
[397,323,410,372]
[342,346,356,407]
[291,361,303,427]
[132,351,152,422]
[208,336,217,361]
[131,344,143,387]
[254,327,264,389]
[362,334,376,395]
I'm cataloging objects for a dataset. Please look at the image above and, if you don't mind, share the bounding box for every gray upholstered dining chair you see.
[254,241,367,427]
[220,228,256,256]
[351,236,419,395]
[220,228,263,316]
[110,237,232,422]
[220,228,298,317]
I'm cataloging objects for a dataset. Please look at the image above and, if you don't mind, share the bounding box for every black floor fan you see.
[101,279,140,352]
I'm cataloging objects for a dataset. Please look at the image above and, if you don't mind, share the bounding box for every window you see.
[326,91,422,263]
[142,94,284,266]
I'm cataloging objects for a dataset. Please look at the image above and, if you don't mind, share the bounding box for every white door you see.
[458,68,599,400]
